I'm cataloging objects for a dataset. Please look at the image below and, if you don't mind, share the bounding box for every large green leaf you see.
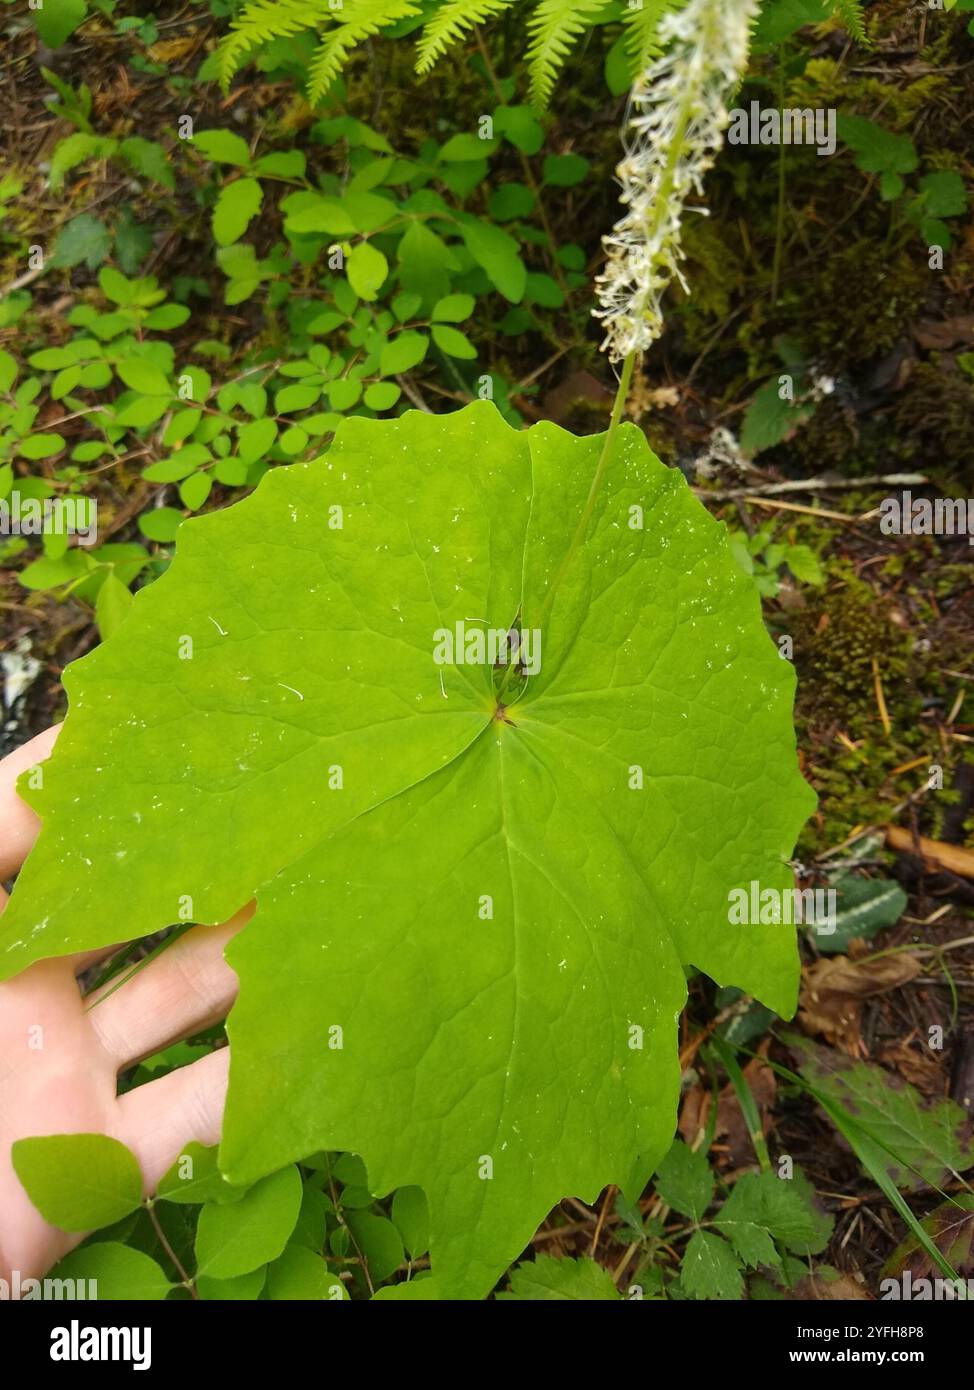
[0,401,812,1298]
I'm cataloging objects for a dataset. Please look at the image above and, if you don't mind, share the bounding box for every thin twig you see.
[698,472,928,500]
[589,1185,615,1257]
[146,1201,198,1298]
[395,374,433,412]
[0,263,46,298]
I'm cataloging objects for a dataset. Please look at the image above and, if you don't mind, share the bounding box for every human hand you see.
[0,726,247,1284]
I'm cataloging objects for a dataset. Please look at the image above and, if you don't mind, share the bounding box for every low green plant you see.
[729,525,823,597]
[839,113,969,248]
[3,93,594,634]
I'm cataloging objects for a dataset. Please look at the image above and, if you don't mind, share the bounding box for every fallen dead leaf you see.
[678,1053,776,1168]
[542,370,614,425]
[799,953,921,1053]
[789,1272,871,1300]
[876,1039,945,1097]
[882,1196,974,1282]
[913,315,974,350]
[148,38,198,63]
[678,1084,711,1147]
[628,378,681,417]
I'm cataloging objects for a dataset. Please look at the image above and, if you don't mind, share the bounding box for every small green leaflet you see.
[48,1243,171,1300]
[713,1168,832,1266]
[345,1210,404,1283]
[213,177,263,247]
[347,243,389,301]
[499,1254,620,1300]
[195,1165,302,1278]
[12,1134,143,1232]
[681,1230,743,1300]
[34,0,87,49]
[653,1139,714,1222]
[0,402,813,1298]
[157,1142,248,1205]
[265,1244,345,1299]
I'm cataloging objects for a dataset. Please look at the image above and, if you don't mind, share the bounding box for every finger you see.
[86,909,250,1070]
[114,1046,230,1191]
[0,724,116,977]
[5,1049,230,1283]
[0,725,60,881]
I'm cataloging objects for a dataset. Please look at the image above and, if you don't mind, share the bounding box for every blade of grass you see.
[816,1092,968,1296]
[708,1037,771,1174]
[83,924,194,1012]
[747,1049,968,1288]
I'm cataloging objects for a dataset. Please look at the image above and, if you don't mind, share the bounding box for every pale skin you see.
[0,725,250,1284]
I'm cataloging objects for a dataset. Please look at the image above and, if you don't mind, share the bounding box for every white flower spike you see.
[594,0,759,362]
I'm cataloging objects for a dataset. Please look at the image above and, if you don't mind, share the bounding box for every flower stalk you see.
[594,0,760,363]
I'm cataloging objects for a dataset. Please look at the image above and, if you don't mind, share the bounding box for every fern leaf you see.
[216,0,322,90]
[525,0,612,108]
[415,0,517,74]
[306,0,422,104]
[826,0,867,44]
[624,0,680,73]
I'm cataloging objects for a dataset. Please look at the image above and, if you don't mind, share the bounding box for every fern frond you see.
[415,0,517,75]
[216,0,322,90]
[306,0,422,103]
[525,0,612,107]
[624,0,680,72]
[826,0,867,43]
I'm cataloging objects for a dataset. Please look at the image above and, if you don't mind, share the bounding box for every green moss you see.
[793,575,912,733]
[786,396,861,473]
[790,556,972,855]
[791,57,948,129]
[674,219,746,351]
[797,239,927,365]
[893,361,974,488]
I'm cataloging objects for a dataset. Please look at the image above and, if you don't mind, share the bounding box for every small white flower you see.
[594,0,759,362]
[692,425,751,479]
